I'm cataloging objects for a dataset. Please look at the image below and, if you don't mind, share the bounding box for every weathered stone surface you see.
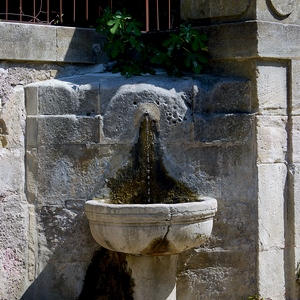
[220,144,256,201]
[0,23,56,61]
[36,115,101,145]
[101,81,194,144]
[258,249,285,299]
[177,250,256,299]
[256,116,288,163]
[194,113,254,144]
[36,145,109,205]
[181,0,251,20]
[193,77,251,114]
[56,27,107,63]
[25,78,100,116]
[256,61,287,115]
[0,23,107,63]
[257,22,300,58]
[291,60,300,115]
[258,163,286,250]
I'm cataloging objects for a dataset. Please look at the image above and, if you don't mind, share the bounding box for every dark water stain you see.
[107,116,197,204]
[141,237,176,256]
[78,248,134,300]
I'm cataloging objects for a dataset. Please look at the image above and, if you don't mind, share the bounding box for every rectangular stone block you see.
[37,115,101,145]
[0,23,56,61]
[258,163,286,250]
[177,250,256,300]
[256,116,288,164]
[258,249,285,299]
[194,113,254,144]
[25,80,100,116]
[256,61,287,114]
[220,144,256,202]
[291,60,300,115]
[294,164,300,249]
[26,117,38,148]
[26,148,38,204]
[36,144,111,204]
[25,86,38,116]
[258,22,300,58]
[56,27,107,63]
[292,116,300,163]
[181,0,251,20]
[194,77,251,114]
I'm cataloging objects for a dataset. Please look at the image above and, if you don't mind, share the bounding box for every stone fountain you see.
[85,77,217,300]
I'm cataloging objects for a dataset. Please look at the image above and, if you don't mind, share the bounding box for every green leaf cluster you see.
[96,9,208,77]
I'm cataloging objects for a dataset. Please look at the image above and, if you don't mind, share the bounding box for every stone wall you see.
[1,0,300,299]
[22,74,254,299]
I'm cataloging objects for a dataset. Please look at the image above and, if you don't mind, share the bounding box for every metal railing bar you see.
[19,0,22,21]
[145,0,149,31]
[47,0,49,23]
[73,0,76,23]
[86,0,89,21]
[156,0,159,30]
[6,0,8,20]
[59,0,62,24]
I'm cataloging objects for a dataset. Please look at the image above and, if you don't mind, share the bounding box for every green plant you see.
[151,23,208,76]
[96,8,208,77]
[96,8,154,77]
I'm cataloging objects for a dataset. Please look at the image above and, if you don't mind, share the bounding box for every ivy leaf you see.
[107,19,120,34]
[126,21,142,36]
[108,39,124,58]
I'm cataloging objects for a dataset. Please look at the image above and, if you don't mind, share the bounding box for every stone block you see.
[25,80,100,116]
[56,27,107,63]
[258,249,285,299]
[99,74,194,116]
[177,250,256,299]
[194,77,251,114]
[26,117,38,148]
[36,144,113,204]
[101,79,195,144]
[0,148,25,194]
[292,116,300,163]
[257,22,300,58]
[203,21,258,60]
[294,164,300,249]
[0,23,56,61]
[194,113,254,144]
[0,86,25,149]
[26,148,38,204]
[0,195,28,300]
[256,116,288,164]
[257,61,287,114]
[291,60,300,115]
[36,115,101,145]
[220,144,256,202]
[258,163,286,250]
[181,0,251,20]
[162,144,222,198]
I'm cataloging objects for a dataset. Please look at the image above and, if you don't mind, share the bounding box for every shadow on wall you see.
[20,209,98,300]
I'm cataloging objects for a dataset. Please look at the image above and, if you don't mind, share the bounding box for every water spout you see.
[107,111,197,204]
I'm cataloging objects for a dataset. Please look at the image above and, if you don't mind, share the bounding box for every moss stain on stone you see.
[107,116,197,204]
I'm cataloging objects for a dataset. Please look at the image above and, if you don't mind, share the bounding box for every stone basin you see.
[84,196,217,256]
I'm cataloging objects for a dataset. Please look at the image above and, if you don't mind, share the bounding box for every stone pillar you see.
[126,254,178,300]
[181,1,300,299]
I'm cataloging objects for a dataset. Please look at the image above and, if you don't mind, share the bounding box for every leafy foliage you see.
[96,9,208,77]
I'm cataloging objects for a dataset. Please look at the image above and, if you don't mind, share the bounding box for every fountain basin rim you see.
[84,196,217,225]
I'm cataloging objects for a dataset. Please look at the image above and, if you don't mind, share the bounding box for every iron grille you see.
[0,0,180,31]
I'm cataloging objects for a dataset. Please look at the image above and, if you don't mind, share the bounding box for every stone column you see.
[126,254,178,300]
[181,1,300,299]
